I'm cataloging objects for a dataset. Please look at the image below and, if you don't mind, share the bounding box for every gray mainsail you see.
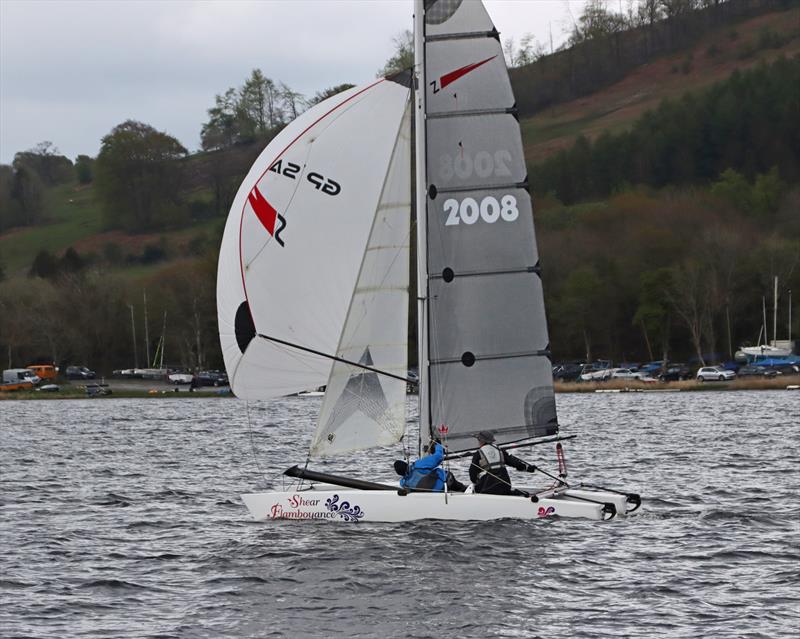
[420,0,558,451]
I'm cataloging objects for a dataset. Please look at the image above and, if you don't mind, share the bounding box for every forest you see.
[0,0,798,374]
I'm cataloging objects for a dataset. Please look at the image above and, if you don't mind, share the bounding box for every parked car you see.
[66,365,96,380]
[658,364,690,382]
[193,370,229,387]
[737,365,779,378]
[696,366,736,382]
[3,368,40,385]
[637,361,666,375]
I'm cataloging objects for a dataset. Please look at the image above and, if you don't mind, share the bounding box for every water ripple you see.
[1,392,799,638]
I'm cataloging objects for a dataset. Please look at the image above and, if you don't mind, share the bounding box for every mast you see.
[129,304,138,369]
[773,275,778,346]
[160,310,167,369]
[143,289,151,367]
[414,0,431,451]
[762,296,768,347]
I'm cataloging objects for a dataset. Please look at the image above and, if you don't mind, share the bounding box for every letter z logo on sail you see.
[248,185,286,247]
[430,55,496,94]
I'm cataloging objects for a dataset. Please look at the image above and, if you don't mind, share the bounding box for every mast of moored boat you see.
[773,275,778,348]
[414,0,431,455]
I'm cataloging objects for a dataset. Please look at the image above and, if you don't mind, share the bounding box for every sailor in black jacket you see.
[469,430,537,495]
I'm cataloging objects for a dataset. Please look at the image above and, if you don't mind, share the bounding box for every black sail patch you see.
[235,301,257,353]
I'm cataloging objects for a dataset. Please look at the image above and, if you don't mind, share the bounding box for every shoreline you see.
[0,379,231,400]
[2,376,799,400]
[554,376,800,393]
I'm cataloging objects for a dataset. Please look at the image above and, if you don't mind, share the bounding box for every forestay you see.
[217,78,411,400]
[421,0,558,451]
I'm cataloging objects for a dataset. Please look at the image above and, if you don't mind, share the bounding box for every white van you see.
[2,368,41,385]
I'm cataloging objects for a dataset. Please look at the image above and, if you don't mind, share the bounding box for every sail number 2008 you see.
[443,195,519,226]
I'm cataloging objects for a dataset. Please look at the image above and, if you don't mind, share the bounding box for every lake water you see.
[1,390,799,638]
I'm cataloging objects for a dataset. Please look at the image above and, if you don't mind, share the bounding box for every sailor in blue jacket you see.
[394,441,466,492]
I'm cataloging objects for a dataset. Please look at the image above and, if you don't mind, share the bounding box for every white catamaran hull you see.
[241,486,632,522]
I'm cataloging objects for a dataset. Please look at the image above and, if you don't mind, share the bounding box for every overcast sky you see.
[0,0,588,165]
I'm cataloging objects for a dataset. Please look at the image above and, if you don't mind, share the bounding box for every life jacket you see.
[476,444,505,480]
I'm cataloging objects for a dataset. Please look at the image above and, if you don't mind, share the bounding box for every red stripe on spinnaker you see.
[238,78,387,301]
[248,186,277,236]
[440,55,496,90]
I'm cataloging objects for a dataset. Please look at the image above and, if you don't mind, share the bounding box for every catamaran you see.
[216,0,639,522]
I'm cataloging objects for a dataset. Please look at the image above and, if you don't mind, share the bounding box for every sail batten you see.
[431,351,551,365]
[427,30,498,42]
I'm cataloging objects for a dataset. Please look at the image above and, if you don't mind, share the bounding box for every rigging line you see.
[256,333,417,384]
[422,215,446,438]
[245,401,269,483]
[466,460,516,492]
[466,457,561,495]
[426,183,451,439]
[443,434,576,460]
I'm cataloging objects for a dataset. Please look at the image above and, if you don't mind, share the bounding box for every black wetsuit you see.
[469,445,533,495]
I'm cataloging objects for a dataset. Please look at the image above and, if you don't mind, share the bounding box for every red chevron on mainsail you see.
[439,55,496,90]
[248,185,277,235]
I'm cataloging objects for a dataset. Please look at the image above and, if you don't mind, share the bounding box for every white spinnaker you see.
[309,103,411,457]
[217,79,411,400]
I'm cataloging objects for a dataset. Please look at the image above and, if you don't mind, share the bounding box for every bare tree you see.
[279,82,306,121]
[667,259,711,365]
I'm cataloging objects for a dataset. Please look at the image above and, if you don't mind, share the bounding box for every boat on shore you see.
[737,278,795,361]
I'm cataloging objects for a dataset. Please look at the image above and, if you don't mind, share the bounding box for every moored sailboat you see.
[217,0,639,522]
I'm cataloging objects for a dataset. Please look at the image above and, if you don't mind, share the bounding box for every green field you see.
[0,183,105,275]
[0,180,223,279]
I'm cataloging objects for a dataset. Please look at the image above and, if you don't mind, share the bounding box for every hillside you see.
[3,6,797,277]
[2,6,796,278]
[520,6,800,162]
[0,165,231,278]
[0,2,798,373]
